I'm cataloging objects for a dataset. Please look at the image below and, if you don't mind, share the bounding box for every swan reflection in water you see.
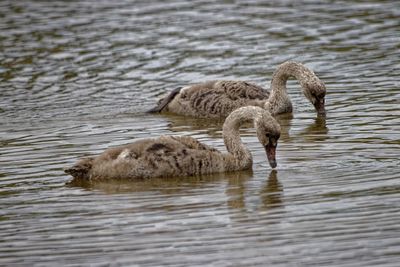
[67,169,283,212]
[226,170,283,211]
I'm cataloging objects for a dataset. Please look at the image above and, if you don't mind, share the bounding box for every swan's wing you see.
[66,136,224,180]
[91,137,218,163]
[93,137,222,178]
[214,81,269,100]
[148,80,269,117]
[167,136,220,153]
[138,136,223,177]
[174,81,269,117]
[180,80,269,101]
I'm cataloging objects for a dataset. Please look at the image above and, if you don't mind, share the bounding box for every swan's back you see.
[151,81,269,118]
[65,136,225,181]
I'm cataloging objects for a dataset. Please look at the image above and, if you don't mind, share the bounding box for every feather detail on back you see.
[164,81,268,118]
[65,136,225,181]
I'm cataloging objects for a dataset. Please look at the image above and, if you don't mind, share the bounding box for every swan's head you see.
[302,79,326,116]
[255,111,281,168]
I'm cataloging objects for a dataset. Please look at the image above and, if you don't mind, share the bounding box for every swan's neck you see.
[265,61,316,115]
[222,107,263,171]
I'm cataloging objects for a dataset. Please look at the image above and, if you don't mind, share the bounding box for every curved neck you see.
[222,106,263,171]
[265,61,316,115]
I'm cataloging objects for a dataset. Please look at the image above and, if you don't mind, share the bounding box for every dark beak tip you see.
[269,160,277,169]
[314,103,326,116]
[265,145,277,169]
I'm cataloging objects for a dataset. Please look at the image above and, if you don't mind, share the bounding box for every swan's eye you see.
[315,91,325,98]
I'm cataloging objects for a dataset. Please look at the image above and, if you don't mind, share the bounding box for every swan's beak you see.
[265,143,277,169]
[314,97,326,116]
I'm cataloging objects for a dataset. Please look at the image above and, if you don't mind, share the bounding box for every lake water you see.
[1,0,399,266]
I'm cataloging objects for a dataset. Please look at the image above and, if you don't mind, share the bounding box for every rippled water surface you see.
[1,0,400,266]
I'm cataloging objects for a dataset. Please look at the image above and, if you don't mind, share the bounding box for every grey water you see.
[1,0,399,266]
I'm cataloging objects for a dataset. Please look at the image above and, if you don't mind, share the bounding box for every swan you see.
[64,106,281,181]
[148,61,326,118]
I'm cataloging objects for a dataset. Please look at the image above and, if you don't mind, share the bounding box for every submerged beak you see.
[265,143,277,169]
[314,97,326,116]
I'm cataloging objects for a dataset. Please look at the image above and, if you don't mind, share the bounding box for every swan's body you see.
[148,61,326,118]
[64,106,281,181]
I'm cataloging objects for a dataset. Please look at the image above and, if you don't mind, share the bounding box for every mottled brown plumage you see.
[64,106,281,181]
[148,61,326,118]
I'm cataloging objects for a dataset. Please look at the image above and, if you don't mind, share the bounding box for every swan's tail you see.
[147,87,181,113]
[64,157,94,180]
